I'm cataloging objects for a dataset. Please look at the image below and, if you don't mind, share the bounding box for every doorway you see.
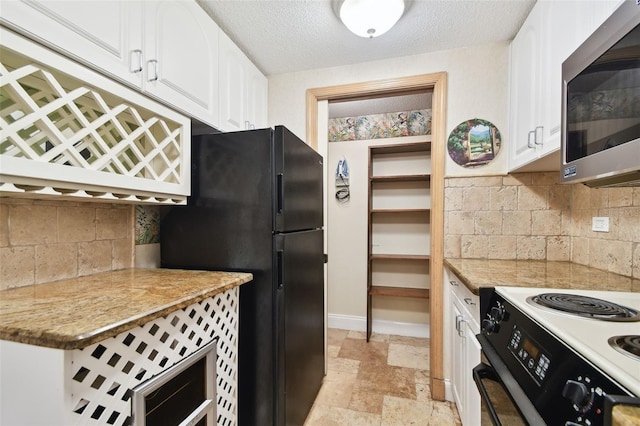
[306,72,447,400]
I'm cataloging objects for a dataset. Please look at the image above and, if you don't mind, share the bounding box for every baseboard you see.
[444,378,454,402]
[328,314,430,338]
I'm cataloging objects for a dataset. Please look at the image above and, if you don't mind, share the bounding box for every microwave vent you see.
[583,170,640,188]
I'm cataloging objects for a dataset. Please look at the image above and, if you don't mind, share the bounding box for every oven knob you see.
[490,306,505,322]
[481,318,498,334]
[562,380,593,412]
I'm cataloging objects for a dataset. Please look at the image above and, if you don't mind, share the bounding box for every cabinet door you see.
[465,326,482,424]
[508,4,541,170]
[246,60,268,129]
[451,299,465,418]
[219,30,247,132]
[539,1,572,158]
[143,0,219,127]
[0,0,143,87]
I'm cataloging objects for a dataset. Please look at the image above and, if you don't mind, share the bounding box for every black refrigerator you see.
[160,126,325,426]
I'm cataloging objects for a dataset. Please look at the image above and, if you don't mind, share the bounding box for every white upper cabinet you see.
[143,1,219,126]
[219,31,247,132]
[508,0,623,171]
[508,3,541,170]
[0,0,143,87]
[219,31,268,132]
[246,60,268,130]
[0,0,221,128]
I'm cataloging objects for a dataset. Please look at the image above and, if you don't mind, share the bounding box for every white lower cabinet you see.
[447,268,481,425]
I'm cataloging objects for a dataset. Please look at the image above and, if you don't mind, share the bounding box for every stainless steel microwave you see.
[561,0,640,187]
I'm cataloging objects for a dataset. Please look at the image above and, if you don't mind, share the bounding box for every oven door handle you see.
[473,362,503,425]
[474,334,546,426]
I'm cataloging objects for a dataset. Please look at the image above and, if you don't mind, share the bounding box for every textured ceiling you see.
[198,0,536,76]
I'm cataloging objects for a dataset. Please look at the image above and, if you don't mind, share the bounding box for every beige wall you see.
[445,174,640,279]
[0,198,134,290]
[270,41,511,321]
[269,41,510,177]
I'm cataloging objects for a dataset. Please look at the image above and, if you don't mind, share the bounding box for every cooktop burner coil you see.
[608,335,640,361]
[526,293,640,322]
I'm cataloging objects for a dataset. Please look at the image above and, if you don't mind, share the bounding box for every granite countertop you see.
[0,268,252,350]
[444,258,640,296]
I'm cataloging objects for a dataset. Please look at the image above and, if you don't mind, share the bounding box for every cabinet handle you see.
[534,125,544,146]
[464,297,476,306]
[458,318,466,338]
[148,59,159,82]
[449,280,459,286]
[130,49,143,73]
[455,314,462,333]
[527,130,536,149]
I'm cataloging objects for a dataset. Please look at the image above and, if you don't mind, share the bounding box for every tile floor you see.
[304,328,462,425]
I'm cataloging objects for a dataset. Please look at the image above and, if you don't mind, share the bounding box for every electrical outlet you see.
[592,217,610,232]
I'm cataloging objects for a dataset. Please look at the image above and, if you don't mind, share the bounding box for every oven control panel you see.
[478,288,636,426]
[507,325,551,385]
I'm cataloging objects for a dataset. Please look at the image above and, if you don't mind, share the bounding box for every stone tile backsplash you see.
[445,173,640,278]
[0,198,134,290]
[1,171,638,289]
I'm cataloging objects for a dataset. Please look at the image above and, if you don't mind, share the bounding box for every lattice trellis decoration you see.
[0,41,190,205]
[67,288,238,426]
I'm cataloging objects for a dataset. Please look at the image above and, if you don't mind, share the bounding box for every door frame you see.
[305,72,447,400]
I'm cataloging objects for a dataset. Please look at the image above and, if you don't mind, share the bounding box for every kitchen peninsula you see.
[0,268,252,425]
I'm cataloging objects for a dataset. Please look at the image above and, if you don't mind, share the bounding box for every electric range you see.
[476,286,640,425]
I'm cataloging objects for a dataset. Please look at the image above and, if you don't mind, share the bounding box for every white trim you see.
[444,378,454,403]
[328,314,430,338]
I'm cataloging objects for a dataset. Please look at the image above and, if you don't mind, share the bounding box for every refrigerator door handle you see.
[277,250,284,289]
[277,173,284,214]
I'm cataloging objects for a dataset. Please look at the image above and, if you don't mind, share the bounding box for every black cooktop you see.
[527,293,640,322]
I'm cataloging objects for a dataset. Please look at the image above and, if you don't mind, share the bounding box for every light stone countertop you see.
[0,268,252,350]
[444,258,640,296]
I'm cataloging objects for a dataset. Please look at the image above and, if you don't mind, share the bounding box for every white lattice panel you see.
[0,29,190,205]
[67,289,239,426]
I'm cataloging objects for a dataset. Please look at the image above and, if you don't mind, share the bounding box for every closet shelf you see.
[371,208,430,214]
[367,141,432,341]
[370,254,430,261]
[369,286,430,299]
[370,174,431,183]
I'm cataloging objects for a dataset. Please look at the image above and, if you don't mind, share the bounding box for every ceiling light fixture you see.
[339,0,405,38]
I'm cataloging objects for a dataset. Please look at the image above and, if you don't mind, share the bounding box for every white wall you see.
[268,40,510,330]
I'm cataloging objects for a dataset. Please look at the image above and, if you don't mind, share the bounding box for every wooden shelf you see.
[369,142,431,155]
[370,254,430,261]
[370,174,431,183]
[371,208,430,214]
[366,141,431,342]
[369,286,430,299]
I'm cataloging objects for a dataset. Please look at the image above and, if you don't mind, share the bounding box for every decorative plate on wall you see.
[447,118,502,168]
